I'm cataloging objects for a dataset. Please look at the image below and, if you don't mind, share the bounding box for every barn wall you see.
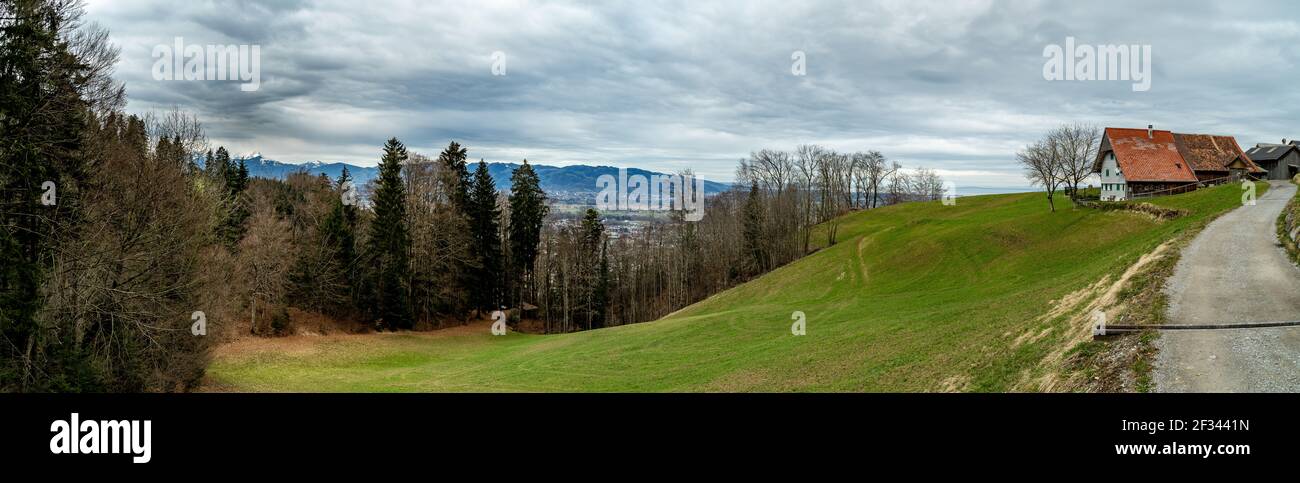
[1194,171,1229,184]
[1252,151,1299,180]
[1129,181,1197,197]
[1282,151,1300,180]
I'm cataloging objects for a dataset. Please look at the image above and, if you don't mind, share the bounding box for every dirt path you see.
[1155,181,1300,392]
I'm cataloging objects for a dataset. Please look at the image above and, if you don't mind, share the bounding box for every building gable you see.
[1095,127,1198,183]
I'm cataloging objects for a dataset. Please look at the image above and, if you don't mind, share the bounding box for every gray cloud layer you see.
[85,0,1300,187]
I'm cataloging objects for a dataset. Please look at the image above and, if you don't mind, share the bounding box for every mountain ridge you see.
[223,154,731,201]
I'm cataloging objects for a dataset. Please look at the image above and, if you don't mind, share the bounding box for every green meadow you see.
[208,182,1261,392]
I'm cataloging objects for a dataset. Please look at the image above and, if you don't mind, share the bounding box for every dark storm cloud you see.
[84,0,1300,187]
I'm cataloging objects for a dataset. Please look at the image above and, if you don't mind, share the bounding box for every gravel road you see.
[1155,181,1300,392]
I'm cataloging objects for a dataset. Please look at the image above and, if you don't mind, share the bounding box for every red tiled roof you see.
[1172,133,1265,174]
[1098,128,1198,183]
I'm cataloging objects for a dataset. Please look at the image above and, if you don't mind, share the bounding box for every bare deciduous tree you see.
[405,153,476,322]
[864,154,897,208]
[793,144,825,253]
[38,109,220,391]
[240,208,294,335]
[912,167,944,201]
[1018,137,1065,212]
[1054,123,1101,200]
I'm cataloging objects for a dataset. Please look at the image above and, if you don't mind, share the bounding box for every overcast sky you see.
[83,0,1300,188]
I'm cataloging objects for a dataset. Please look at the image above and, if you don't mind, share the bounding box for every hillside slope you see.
[207,183,1260,392]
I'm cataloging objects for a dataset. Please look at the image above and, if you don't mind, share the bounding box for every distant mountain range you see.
[222,153,729,202]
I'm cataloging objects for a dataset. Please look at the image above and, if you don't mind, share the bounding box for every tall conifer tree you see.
[467,160,502,312]
[363,138,414,329]
[507,160,548,311]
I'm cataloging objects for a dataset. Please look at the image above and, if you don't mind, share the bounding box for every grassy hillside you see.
[208,183,1262,392]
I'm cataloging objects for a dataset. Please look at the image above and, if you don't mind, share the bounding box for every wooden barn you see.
[1172,133,1263,183]
[1245,141,1300,180]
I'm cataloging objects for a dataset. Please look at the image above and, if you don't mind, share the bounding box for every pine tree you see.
[507,160,548,310]
[363,138,414,329]
[467,160,502,313]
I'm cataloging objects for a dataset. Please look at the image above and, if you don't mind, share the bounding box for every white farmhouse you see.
[1097,151,1127,201]
[1091,126,1200,201]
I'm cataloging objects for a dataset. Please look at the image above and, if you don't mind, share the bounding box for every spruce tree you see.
[202,149,215,180]
[319,167,359,314]
[580,209,607,329]
[215,149,250,248]
[467,160,502,313]
[595,240,610,328]
[437,141,471,213]
[507,160,548,309]
[236,158,249,190]
[742,182,768,274]
[0,0,106,390]
[435,141,474,311]
[364,138,414,329]
[212,146,231,188]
